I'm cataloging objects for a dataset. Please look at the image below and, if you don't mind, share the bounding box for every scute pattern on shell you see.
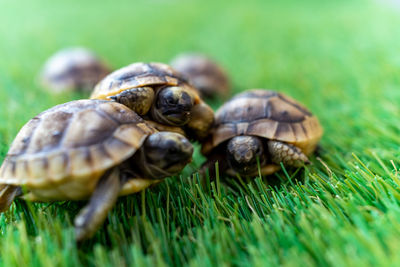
[0,100,155,187]
[202,89,323,155]
[91,62,190,100]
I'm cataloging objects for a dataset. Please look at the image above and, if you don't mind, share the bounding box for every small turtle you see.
[170,53,230,99]
[40,47,110,93]
[201,89,323,177]
[90,62,214,140]
[0,100,193,241]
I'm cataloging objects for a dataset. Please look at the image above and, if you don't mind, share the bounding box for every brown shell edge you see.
[0,113,156,189]
[202,115,322,156]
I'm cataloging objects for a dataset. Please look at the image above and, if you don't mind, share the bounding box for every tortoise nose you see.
[234,153,253,164]
[180,136,194,159]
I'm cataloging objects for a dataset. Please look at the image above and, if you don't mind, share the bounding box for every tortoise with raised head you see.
[201,89,323,177]
[90,62,214,140]
[0,100,193,241]
[40,47,111,93]
[170,53,230,99]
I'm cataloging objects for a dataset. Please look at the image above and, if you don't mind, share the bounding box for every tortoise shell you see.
[202,89,323,156]
[0,99,156,201]
[40,47,110,93]
[90,62,200,103]
[170,53,230,99]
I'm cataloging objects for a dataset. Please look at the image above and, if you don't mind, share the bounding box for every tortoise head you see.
[151,86,194,126]
[226,136,266,175]
[139,132,193,179]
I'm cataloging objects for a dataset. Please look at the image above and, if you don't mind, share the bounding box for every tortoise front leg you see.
[0,185,22,212]
[268,141,310,167]
[74,167,121,242]
[109,87,154,115]
[187,102,214,140]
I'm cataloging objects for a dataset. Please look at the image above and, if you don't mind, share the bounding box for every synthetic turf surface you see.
[1,0,400,266]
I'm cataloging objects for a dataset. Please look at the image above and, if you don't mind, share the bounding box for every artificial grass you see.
[1,0,400,266]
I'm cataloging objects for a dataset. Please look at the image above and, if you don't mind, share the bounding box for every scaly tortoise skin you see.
[90,62,214,140]
[170,53,230,99]
[0,99,193,241]
[202,89,323,177]
[40,47,110,93]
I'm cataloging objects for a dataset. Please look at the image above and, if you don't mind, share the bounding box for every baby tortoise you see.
[170,53,230,99]
[0,100,193,241]
[90,62,214,140]
[40,47,111,93]
[201,89,323,177]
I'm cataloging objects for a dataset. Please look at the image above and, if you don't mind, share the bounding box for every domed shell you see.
[90,62,196,100]
[0,99,155,190]
[40,47,110,93]
[202,89,323,155]
[170,53,230,99]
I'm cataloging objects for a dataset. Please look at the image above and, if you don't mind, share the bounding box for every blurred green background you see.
[1,0,400,266]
